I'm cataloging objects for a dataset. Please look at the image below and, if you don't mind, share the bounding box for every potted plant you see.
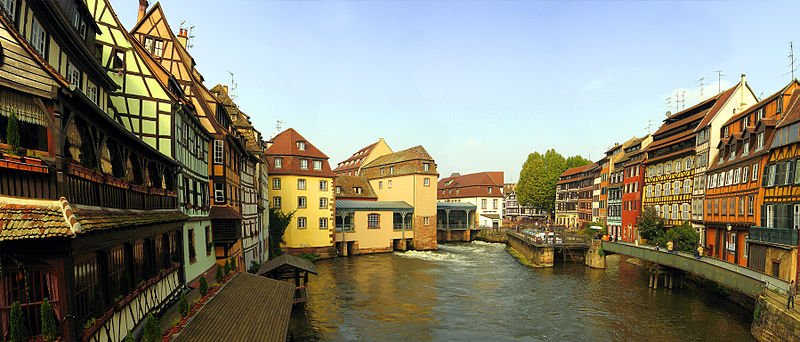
[142,314,161,342]
[199,277,209,297]
[9,301,26,342]
[169,319,181,335]
[6,109,21,157]
[41,298,58,342]
[178,293,189,318]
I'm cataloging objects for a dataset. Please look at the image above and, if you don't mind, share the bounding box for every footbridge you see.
[602,241,789,298]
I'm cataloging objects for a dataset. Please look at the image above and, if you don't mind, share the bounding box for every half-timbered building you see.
[620,135,652,242]
[0,1,186,340]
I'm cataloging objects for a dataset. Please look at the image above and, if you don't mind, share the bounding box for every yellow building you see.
[266,128,335,257]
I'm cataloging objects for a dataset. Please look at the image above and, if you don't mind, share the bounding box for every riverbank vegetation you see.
[516,150,591,216]
[637,206,699,253]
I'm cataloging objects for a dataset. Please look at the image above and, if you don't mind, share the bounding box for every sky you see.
[113,0,800,183]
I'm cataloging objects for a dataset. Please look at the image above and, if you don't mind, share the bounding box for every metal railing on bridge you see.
[748,226,798,246]
[507,230,590,246]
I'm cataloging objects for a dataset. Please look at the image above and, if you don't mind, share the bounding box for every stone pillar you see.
[585,239,606,269]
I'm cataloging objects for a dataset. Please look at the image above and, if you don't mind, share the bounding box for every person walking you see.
[696,245,703,259]
[667,240,674,254]
[789,280,796,310]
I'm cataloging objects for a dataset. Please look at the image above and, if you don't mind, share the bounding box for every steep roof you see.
[335,141,378,172]
[363,146,433,168]
[334,176,377,199]
[694,83,740,129]
[727,80,799,127]
[210,84,262,152]
[777,86,800,129]
[265,128,334,177]
[438,171,504,199]
[560,163,596,178]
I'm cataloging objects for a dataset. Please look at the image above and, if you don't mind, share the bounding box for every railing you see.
[749,226,799,246]
[507,230,591,246]
[64,173,177,210]
[335,225,354,232]
[436,224,471,230]
[393,223,413,231]
[294,286,307,304]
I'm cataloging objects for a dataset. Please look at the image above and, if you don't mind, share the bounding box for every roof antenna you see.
[715,70,725,93]
[680,90,686,110]
[227,71,238,101]
[276,120,284,133]
[187,25,196,50]
[697,76,706,99]
[785,41,797,80]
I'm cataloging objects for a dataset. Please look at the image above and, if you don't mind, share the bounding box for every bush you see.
[142,314,161,342]
[41,298,57,342]
[248,261,260,274]
[215,264,223,283]
[637,206,664,242]
[7,110,20,155]
[124,331,135,342]
[178,293,189,318]
[10,301,25,342]
[224,259,231,275]
[654,221,699,253]
[199,277,208,296]
[229,257,236,272]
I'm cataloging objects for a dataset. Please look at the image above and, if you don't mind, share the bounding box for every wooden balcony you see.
[64,163,177,210]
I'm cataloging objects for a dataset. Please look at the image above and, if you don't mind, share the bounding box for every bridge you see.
[505,230,593,267]
[602,241,789,298]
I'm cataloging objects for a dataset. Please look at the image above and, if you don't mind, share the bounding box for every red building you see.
[621,135,653,242]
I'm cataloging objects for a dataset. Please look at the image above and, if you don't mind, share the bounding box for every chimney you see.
[740,73,747,110]
[137,0,149,24]
[177,28,188,48]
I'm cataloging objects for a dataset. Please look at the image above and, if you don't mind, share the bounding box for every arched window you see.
[685,157,693,170]
[665,163,672,174]
[674,160,681,173]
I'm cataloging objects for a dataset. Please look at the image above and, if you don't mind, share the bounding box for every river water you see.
[288,241,755,341]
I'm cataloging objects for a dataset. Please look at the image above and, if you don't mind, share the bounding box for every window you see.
[86,82,98,104]
[777,96,784,113]
[766,205,775,227]
[67,62,80,87]
[673,181,681,194]
[664,183,670,196]
[757,132,765,150]
[723,126,729,137]
[751,163,758,182]
[655,184,661,197]
[388,180,392,188]
[665,163,672,174]
[368,213,380,228]
[671,203,678,219]
[214,182,225,203]
[482,199,487,209]
[380,167,385,175]
[742,166,749,182]
[424,217,430,225]
[205,226,212,256]
[298,196,307,208]
[727,233,737,252]
[144,37,154,53]
[748,196,754,216]
[108,246,127,300]
[743,141,750,155]
[738,197,744,216]
[336,186,342,194]
[273,196,281,208]
[319,217,328,229]
[379,181,383,189]
[153,39,164,56]
[320,197,328,209]
[684,179,691,193]
[298,217,307,229]
[274,157,283,169]
[214,140,224,164]
[354,187,362,194]
[313,160,322,171]
[674,160,681,172]
[733,168,740,184]
[320,180,328,191]
[493,199,498,209]
[30,16,46,56]
[74,255,101,320]
[273,178,281,190]
[300,159,309,170]
[297,141,306,150]
[423,163,430,171]
[424,178,430,187]
[1,0,17,20]
[297,179,306,190]
[682,203,689,220]
[188,229,196,263]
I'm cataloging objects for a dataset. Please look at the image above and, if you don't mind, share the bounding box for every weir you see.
[506,230,591,267]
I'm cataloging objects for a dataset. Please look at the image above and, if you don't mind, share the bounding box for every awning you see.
[0,89,48,126]
[258,253,318,276]
[481,213,501,220]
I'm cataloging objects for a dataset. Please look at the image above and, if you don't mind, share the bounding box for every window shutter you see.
[788,161,795,185]
[760,205,766,227]
[778,204,789,229]
[762,165,769,186]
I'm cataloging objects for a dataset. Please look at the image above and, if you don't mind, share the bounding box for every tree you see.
[178,293,189,318]
[199,277,208,297]
[215,264,223,283]
[269,207,295,258]
[10,301,25,342]
[656,221,700,253]
[41,298,57,342]
[637,205,663,242]
[566,155,592,169]
[517,149,568,216]
[224,259,231,275]
[7,109,21,155]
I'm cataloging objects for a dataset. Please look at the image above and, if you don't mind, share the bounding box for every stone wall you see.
[507,234,553,267]
[585,239,606,269]
[751,290,800,341]
[413,215,438,250]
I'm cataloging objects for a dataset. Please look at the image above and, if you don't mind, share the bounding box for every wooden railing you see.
[64,165,177,210]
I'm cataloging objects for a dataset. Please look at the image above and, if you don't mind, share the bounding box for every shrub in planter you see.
[41,298,57,342]
[224,259,231,275]
[215,264,223,283]
[124,331,135,342]
[10,301,26,342]
[249,261,260,274]
[178,293,189,318]
[199,277,208,297]
[6,110,21,156]
[143,314,161,342]
[229,257,236,271]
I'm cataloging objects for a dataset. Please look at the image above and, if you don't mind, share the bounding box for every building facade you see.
[438,171,504,228]
[556,164,596,228]
[503,183,548,222]
[266,128,335,257]
[620,135,653,242]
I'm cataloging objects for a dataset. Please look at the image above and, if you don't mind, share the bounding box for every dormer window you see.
[313,160,322,171]
[743,140,750,155]
[112,49,125,70]
[67,62,80,87]
[488,187,492,194]
[757,132,765,150]
[335,186,341,194]
[300,159,309,170]
[72,10,87,40]
[274,157,282,169]
[353,187,362,194]
[777,97,783,114]
[742,116,749,128]
[29,16,46,57]
[297,141,306,151]
[423,163,430,171]
[758,108,765,120]
[723,126,729,138]
[389,166,394,174]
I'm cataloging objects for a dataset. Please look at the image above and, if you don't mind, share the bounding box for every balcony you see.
[393,222,412,231]
[748,227,799,246]
[335,224,354,232]
[437,224,471,230]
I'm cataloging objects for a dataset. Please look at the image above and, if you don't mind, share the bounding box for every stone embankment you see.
[751,289,800,341]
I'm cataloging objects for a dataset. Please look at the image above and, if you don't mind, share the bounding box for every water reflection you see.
[289,241,754,341]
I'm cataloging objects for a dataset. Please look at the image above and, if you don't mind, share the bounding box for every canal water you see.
[288,241,755,341]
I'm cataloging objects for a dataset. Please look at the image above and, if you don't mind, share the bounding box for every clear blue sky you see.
[113,0,800,182]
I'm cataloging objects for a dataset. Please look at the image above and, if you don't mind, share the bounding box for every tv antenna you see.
[785,41,797,80]
[227,71,239,101]
[715,70,725,93]
[697,76,706,99]
[178,21,196,50]
[646,119,657,134]
[680,90,687,110]
[665,97,672,112]
[276,120,284,133]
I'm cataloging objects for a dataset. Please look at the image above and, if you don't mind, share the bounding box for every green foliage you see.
[269,208,295,258]
[248,261,260,274]
[178,293,189,318]
[654,221,699,253]
[517,149,591,217]
[597,248,605,257]
[224,259,231,275]
[215,264,224,283]
[142,313,161,342]
[637,206,664,241]
[229,257,236,272]
[124,331,135,342]
[6,110,20,155]
[753,300,762,322]
[298,253,320,261]
[41,298,57,342]
[199,277,208,296]
[10,301,26,342]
